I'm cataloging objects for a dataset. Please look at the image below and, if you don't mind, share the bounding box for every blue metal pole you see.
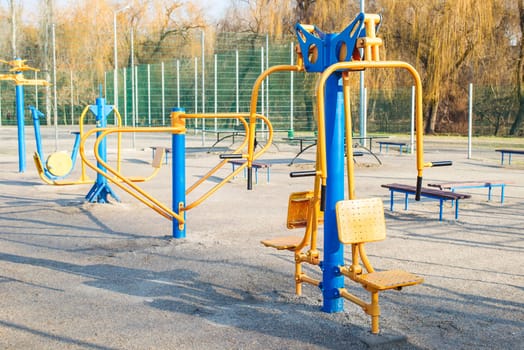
[30,106,45,160]
[85,96,120,203]
[321,73,345,313]
[171,107,186,238]
[15,82,25,172]
[96,97,107,186]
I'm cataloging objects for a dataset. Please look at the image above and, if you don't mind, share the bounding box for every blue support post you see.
[294,13,372,314]
[321,74,345,313]
[171,107,186,238]
[30,106,45,160]
[15,82,25,172]
[85,97,120,203]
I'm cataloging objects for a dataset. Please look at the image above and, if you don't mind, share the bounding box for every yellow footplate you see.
[355,269,424,291]
[261,236,303,250]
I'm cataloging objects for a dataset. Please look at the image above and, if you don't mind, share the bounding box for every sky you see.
[19,0,231,21]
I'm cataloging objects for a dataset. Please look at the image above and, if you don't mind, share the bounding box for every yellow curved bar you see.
[342,72,356,200]
[80,127,186,223]
[316,60,425,182]
[185,117,249,195]
[112,109,123,173]
[78,105,92,182]
[184,164,247,211]
[79,105,124,180]
[247,65,302,168]
[93,127,185,221]
[184,114,273,211]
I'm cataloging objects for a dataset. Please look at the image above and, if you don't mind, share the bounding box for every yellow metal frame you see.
[257,53,330,295]
[34,106,164,185]
[0,59,50,86]
[247,64,303,169]
[183,113,273,211]
[315,60,426,196]
[80,126,186,222]
[261,13,427,334]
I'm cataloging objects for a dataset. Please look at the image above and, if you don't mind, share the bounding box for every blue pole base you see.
[85,182,121,203]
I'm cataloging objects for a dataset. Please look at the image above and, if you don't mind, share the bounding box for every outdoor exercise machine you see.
[262,12,451,334]
[0,58,49,172]
[30,106,84,184]
[78,44,303,236]
[76,11,452,335]
[31,96,163,187]
[79,110,274,236]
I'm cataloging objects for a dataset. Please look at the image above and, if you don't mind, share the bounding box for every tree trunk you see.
[509,0,524,135]
[425,98,440,134]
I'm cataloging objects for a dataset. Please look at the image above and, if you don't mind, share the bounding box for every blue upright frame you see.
[294,13,370,313]
[85,96,120,203]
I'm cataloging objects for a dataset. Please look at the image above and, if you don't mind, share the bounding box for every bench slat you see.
[381,183,470,220]
[427,180,510,203]
[495,149,524,165]
[381,183,470,200]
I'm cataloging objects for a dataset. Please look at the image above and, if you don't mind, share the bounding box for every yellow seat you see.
[336,197,423,334]
[261,190,323,294]
[261,191,318,250]
[261,235,304,250]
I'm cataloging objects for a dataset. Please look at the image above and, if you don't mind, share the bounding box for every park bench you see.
[495,149,524,165]
[150,146,171,164]
[377,141,407,154]
[229,159,271,184]
[381,183,471,221]
[284,136,377,165]
[428,180,510,204]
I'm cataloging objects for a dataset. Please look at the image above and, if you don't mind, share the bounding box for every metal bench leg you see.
[439,199,444,221]
[509,153,512,165]
[266,168,270,183]
[488,185,492,201]
[389,191,394,211]
[455,199,459,219]
[501,185,505,204]
[404,193,409,210]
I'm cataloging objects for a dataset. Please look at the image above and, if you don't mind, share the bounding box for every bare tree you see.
[9,0,16,57]
[509,0,524,135]
[40,0,53,124]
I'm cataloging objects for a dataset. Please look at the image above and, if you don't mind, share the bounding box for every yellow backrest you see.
[287,191,314,229]
[336,198,386,244]
[152,147,166,168]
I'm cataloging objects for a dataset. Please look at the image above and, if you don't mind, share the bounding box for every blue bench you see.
[381,183,471,221]
[229,159,271,184]
[150,146,172,164]
[428,180,510,204]
[495,149,524,165]
[377,141,407,154]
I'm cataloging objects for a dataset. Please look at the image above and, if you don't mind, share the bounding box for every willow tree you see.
[294,0,362,32]
[381,0,499,134]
